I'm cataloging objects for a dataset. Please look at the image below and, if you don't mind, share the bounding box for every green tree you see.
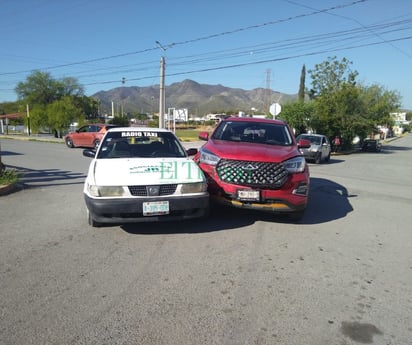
[14,71,94,133]
[308,56,401,148]
[27,104,48,133]
[0,101,20,115]
[108,116,129,126]
[56,77,84,98]
[360,84,400,128]
[308,56,363,147]
[312,83,361,137]
[308,56,358,100]
[278,101,314,135]
[298,64,306,102]
[73,96,99,119]
[15,71,61,105]
[47,97,83,137]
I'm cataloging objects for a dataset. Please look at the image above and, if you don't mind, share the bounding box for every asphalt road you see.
[0,136,411,345]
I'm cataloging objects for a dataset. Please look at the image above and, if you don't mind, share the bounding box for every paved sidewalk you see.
[0,134,64,143]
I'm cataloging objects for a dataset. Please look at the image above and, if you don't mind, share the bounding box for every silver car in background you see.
[296,134,331,164]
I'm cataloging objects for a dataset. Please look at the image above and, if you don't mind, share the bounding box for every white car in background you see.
[83,127,209,227]
[295,133,331,164]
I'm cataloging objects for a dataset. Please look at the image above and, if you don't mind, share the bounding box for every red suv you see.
[194,117,311,220]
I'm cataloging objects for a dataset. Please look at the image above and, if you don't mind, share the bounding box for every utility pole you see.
[121,77,126,117]
[156,41,166,129]
[159,56,165,129]
[26,104,31,136]
[156,41,174,129]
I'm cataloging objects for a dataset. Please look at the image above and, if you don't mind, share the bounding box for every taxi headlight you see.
[88,185,126,197]
[181,182,207,194]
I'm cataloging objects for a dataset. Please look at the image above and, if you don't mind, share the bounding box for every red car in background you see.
[194,117,311,221]
[65,124,119,149]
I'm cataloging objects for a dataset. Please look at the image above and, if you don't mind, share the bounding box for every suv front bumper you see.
[201,165,309,213]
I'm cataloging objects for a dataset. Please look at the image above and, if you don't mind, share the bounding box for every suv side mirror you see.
[198,131,209,141]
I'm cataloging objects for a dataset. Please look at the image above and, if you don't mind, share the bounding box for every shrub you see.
[0,169,19,185]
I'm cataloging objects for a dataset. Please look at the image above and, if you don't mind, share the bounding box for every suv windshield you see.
[212,121,293,146]
[97,131,187,158]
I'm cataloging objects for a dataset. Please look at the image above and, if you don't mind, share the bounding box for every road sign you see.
[269,103,281,118]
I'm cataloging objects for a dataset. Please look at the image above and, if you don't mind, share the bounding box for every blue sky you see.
[1,0,412,110]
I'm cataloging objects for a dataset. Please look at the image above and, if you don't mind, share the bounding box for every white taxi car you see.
[83,127,209,227]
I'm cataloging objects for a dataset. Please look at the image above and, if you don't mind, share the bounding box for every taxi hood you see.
[90,157,205,186]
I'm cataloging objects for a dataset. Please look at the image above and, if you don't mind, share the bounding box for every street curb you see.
[0,134,64,143]
[0,183,16,196]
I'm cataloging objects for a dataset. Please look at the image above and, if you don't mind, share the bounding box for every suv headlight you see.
[283,156,306,173]
[199,148,220,166]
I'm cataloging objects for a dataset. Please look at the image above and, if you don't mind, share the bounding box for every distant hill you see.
[93,79,298,116]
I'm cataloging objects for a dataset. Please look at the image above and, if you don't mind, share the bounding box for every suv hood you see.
[206,140,300,163]
[89,157,204,186]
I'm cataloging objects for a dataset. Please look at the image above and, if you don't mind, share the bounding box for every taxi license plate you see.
[143,201,169,216]
[237,190,260,201]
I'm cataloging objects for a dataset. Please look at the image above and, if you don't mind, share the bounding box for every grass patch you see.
[175,129,201,142]
[0,169,19,185]
[175,126,215,141]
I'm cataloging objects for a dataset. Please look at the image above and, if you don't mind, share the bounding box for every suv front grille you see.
[128,184,178,196]
[216,159,288,189]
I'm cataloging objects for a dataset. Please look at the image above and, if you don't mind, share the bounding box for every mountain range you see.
[92,79,298,116]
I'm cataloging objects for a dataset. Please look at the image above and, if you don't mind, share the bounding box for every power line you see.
[81,35,412,87]
[0,0,369,77]
[283,0,412,58]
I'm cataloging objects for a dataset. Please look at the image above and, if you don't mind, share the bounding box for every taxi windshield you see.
[97,131,187,158]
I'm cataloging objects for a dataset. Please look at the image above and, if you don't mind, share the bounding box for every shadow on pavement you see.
[121,177,354,234]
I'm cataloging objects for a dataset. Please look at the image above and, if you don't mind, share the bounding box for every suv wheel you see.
[314,152,321,164]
